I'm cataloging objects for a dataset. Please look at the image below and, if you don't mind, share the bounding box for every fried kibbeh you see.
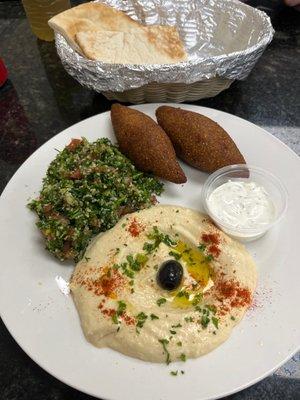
[156,106,246,173]
[111,104,187,184]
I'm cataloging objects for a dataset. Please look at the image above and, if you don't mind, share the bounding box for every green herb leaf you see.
[158,338,171,365]
[171,323,182,328]
[205,254,214,262]
[143,241,157,254]
[201,315,210,328]
[206,304,217,314]
[177,290,189,299]
[144,227,177,254]
[212,316,219,329]
[170,330,177,335]
[150,314,159,320]
[177,341,182,347]
[136,253,148,264]
[117,301,126,315]
[157,298,167,307]
[168,250,181,261]
[170,370,178,376]
[198,243,206,252]
[112,313,118,324]
[192,293,203,306]
[180,353,186,362]
[184,316,194,323]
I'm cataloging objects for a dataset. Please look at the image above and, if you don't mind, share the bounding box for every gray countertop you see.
[0,1,299,399]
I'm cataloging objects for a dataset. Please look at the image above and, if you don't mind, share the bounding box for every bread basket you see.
[102,78,232,104]
[55,0,274,104]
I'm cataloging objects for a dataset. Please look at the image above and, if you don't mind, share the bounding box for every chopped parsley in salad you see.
[28,138,163,262]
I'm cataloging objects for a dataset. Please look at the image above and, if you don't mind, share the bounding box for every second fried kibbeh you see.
[156,106,246,173]
[111,104,186,184]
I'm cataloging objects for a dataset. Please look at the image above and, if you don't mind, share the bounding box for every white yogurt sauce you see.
[207,181,275,229]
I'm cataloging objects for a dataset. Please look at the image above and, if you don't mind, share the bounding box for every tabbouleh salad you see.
[28,138,163,262]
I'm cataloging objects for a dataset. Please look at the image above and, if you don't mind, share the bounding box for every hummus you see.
[70,205,257,363]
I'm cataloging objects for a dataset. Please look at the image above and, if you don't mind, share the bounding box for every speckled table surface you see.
[0,1,299,399]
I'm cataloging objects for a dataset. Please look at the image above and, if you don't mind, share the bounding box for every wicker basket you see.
[102,77,232,104]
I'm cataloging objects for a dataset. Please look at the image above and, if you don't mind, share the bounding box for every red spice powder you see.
[98,305,135,326]
[121,313,135,326]
[128,218,144,237]
[231,287,252,308]
[95,269,124,297]
[208,244,221,258]
[76,268,125,298]
[215,275,252,315]
[202,233,220,245]
[101,308,116,317]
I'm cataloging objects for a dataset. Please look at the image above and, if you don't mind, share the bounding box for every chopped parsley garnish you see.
[192,293,203,306]
[150,314,159,320]
[136,312,148,331]
[184,316,194,323]
[143,241,157,254]
[171,323,182,328]
[177,290,189,299]
[112,313,118,324]
[205,304,217,314]
[112,301,127,324]
[170,370,178,376]
[158,338,171,365]
[201,315,210,328]
[179,353,186,362]
[28,138,163,262]
[212,317,219,329]
[168,250,181,260]
[126,253,148,272]
[231,316,236,321]
[157,297,167,306]
[117,301,126,313]
[115,252,148,279]
[205,254,214,262]
[177,341,182,347]
[143,226,177,255]
[170,330,177,335]
[198,243,206,252]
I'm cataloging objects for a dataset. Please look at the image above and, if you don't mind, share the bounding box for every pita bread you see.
[48,2,187,64]
[76,27,186,64]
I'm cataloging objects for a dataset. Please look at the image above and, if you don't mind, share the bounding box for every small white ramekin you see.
[201,164,288,242]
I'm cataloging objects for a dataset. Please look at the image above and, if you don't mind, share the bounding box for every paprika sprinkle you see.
[128,218,144,237]
[202,233,220,245]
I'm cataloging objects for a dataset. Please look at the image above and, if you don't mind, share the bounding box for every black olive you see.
[157,260,183,291]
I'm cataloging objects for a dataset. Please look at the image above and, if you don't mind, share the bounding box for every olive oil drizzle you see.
[170,241,212,309]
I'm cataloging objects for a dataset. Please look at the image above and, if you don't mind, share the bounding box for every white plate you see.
[0,104,299,400]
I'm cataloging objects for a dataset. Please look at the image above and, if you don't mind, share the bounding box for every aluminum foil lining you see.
[55,0,274,92]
